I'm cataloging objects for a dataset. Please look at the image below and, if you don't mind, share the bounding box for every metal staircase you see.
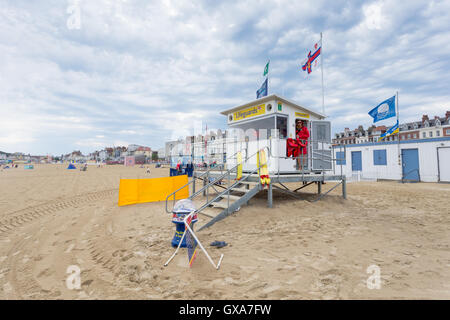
[197,180,261,230]
[165,147,269,230]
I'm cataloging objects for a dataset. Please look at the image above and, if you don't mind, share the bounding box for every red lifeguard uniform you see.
[296,126,309,155]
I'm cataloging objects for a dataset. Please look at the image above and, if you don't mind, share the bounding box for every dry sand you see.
[0,164,449,299]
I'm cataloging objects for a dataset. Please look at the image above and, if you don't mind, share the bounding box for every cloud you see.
[0,0,449,154]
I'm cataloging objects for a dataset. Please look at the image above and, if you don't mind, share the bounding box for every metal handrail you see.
[268,140,347,163]
[225,148,248,162]
[268,138,332,160]
[267,138,345,183]
[194,159,267,215]
[165,146,270,213]
[190,146,269,199]
[268,138,322,172]
[163,166,214,213]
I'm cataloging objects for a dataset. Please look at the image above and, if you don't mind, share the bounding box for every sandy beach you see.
[0,164,449,299]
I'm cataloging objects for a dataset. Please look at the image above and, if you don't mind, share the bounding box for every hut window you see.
[315,123,328,141]
[276,115,288,138]
[373,149,387,166]
[229,115,276,140]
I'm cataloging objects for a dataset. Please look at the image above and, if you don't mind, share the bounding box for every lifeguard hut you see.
[221,94,332,174]
[166,94,346,230]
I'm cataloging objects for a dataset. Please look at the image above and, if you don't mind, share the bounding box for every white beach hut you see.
[221,94,333,174]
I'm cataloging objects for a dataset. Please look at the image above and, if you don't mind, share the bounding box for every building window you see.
[336,151,346,165]
[422,132,426,138]
[407,134,411,139]
[413,133,417,138]
[373,149,387,166]
[446,129,450,135]
[429,131,433,137]
[436,130,440,137]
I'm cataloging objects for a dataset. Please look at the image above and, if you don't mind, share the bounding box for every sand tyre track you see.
[0,189,117,235]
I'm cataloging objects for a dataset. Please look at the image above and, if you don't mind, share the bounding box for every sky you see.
[1,0,449,155]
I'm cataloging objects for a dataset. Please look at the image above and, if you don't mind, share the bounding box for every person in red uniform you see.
[296,119,309,170]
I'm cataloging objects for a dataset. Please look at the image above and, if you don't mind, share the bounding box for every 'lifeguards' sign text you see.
[233,104,265,121]
[295,112,310,119]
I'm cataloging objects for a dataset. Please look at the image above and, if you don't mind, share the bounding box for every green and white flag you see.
[263,60,269,76]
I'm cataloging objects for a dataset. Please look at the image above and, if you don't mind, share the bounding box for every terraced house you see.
[333,111,450,145]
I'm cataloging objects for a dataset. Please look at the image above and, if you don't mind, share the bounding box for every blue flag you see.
[378,120,399,141]
[256,78,268,99]
[368,96,396,123]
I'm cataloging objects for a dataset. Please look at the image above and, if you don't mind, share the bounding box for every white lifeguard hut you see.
[168,94,347,231]
[221,94,333,174]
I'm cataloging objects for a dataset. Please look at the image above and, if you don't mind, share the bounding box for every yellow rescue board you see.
[257,149,271,186]
[237,151,243,180]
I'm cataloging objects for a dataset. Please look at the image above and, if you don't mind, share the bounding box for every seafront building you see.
[333,111,450,145]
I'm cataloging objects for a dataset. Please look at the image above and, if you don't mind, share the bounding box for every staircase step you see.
[198,208,220,218]
[239,181,259,186]
[211,201,229,209]
[231,187,250,193]
[218,194,241,201]
[202,206,236,219]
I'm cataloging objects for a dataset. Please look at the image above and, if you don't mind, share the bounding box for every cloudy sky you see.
[1,0,449,155]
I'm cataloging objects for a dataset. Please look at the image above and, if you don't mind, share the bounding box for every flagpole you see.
[205,122,208,166]
[267,59,270,95]
[320,32,325,115]
[397,91,400,166]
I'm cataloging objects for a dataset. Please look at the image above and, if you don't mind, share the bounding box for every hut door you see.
[310,121,332,170]
[401,148,420,182]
